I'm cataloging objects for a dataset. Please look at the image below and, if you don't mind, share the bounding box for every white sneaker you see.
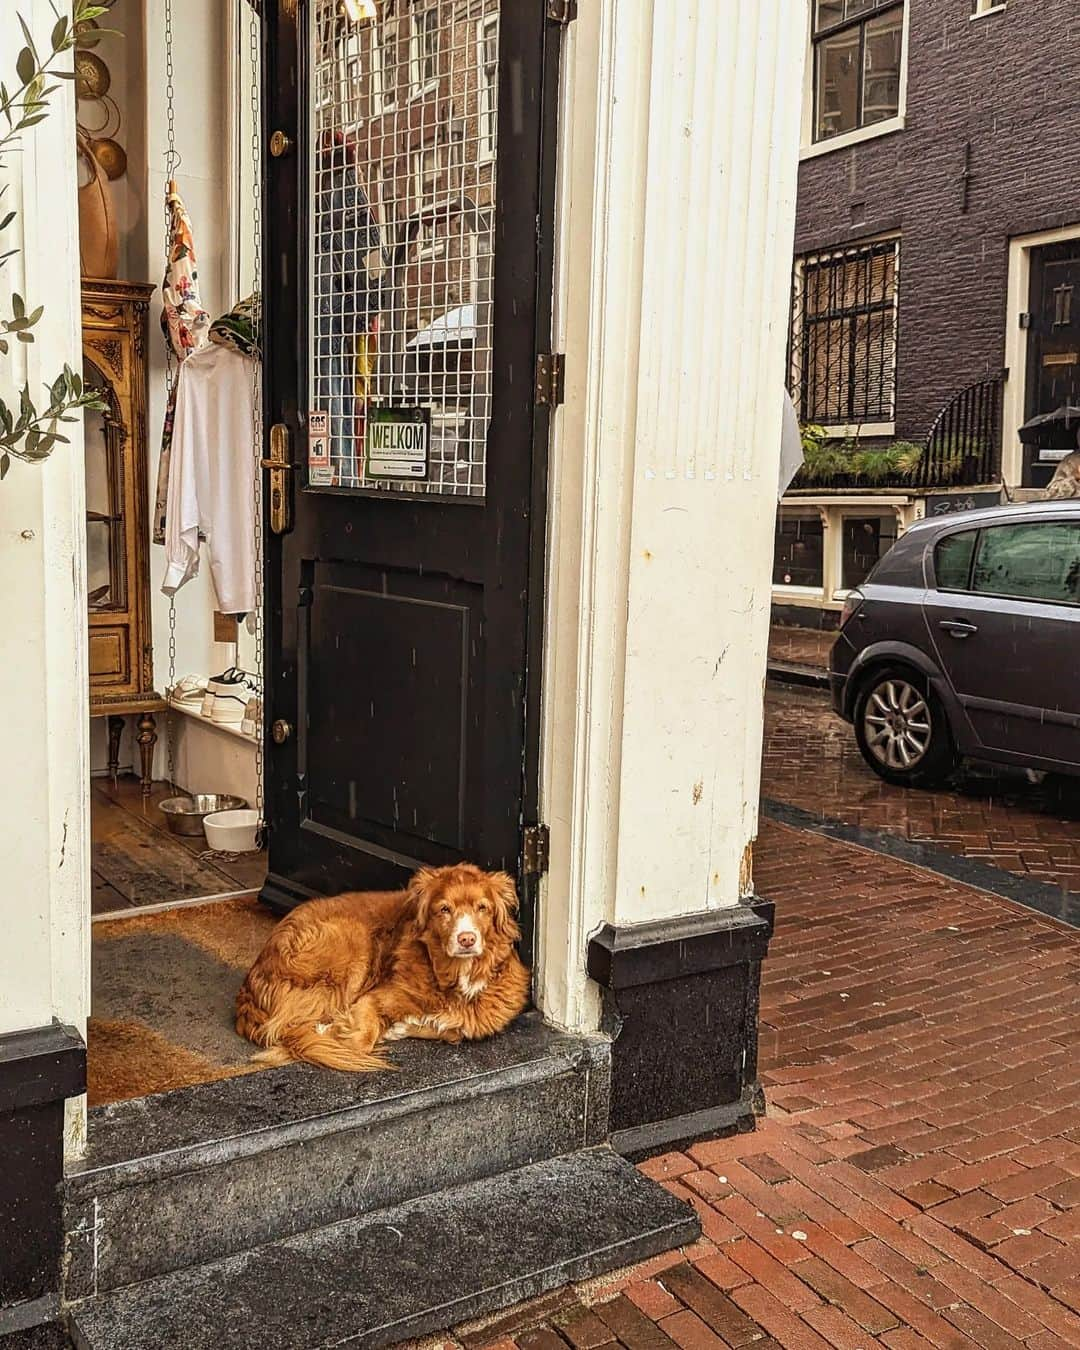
[170,675,208,707]
[201,667,248,722]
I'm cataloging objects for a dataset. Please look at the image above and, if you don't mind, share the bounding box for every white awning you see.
[408,304,476,348]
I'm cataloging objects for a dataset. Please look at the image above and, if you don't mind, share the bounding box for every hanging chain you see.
[249,2,266,835]
[164,0,178,790]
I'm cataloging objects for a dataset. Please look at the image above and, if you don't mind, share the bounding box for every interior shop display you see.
[82,277,165,793]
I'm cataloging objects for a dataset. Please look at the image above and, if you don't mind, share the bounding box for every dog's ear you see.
[486,871,521,942]
[408,867,440,932]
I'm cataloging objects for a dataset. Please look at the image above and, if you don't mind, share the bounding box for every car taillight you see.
[839,589,864,629]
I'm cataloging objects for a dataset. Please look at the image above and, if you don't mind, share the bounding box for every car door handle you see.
[939,619,978,638]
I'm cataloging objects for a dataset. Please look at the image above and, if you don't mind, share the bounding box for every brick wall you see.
[795,0,1080,441]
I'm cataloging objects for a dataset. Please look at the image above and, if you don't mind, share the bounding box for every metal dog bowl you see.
[159,793,247,837]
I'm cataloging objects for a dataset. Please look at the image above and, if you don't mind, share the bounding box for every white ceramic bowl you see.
[203,808,260,853]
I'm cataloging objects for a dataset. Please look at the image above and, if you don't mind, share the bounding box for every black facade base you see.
[587,900,772,1159]
[0,1024,85,1334]
[770,602,840,631]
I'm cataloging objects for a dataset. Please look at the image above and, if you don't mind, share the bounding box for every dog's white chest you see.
[458,970,486,1002]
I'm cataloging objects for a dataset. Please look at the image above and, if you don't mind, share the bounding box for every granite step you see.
[69,1147,699,1350]
[64,1014,609,1299]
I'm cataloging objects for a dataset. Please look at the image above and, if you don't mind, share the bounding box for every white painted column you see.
[537,0,807,1031]
[0,0,90,1152]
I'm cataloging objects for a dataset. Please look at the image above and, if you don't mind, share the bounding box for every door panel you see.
[925,522,1080,766]
[261,0,559,929]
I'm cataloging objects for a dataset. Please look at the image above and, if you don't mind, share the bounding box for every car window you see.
[971,521,1080,605]
[934,529,977,591]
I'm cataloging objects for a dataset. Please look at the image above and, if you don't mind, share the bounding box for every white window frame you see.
[971,0,1007,16]
[771,498,915,610]
[413,143,441,202]
[800,0,911,160]
[337,29,363,127]
[789,233,901,438]
[410,6,440,101]
[476,13,498,163]
[372,18,398,114]
[773,506,828,598]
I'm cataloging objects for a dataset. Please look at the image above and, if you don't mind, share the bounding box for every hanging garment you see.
[161,343,257,615]
[210,293,261,358]
[153,181,211,543]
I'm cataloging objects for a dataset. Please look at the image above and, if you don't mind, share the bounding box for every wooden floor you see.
[91,775,267,916]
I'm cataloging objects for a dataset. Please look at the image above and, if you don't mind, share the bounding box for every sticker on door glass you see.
[308,409,333,487]
[365,407,430,481]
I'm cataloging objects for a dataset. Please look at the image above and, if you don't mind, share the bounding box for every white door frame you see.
[1003,222,1080,488]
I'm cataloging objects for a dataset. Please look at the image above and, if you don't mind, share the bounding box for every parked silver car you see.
[830,501,1080,785]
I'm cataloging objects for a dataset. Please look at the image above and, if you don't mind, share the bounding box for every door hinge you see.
[1019,312,1032,330]
[547,0,577,22]
[535,352,566,407]
[522,823,550,878]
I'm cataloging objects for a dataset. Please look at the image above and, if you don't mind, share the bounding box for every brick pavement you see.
[762,684,1080,897]
[448,819,1080,1350]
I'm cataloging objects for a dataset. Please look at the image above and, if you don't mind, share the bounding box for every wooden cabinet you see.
[82,278,165,790]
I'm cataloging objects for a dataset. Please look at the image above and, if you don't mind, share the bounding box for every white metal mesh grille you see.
[309,0,498,496]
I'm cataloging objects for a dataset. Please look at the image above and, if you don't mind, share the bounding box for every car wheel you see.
[853,666,955,787]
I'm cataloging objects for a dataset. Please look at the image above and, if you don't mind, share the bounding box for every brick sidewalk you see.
[451,819,1080,1350]
[762,685,1080,899]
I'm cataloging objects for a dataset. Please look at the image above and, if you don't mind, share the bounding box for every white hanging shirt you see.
[162,343,258,615]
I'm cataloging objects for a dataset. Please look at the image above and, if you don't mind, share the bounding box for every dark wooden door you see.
[259,0,560,947]
[1025,244,1080,486]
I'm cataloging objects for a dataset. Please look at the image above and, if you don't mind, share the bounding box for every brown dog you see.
[235,864,530,1070]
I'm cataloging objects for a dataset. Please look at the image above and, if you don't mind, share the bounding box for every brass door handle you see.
[269,130,293,159]
[271,719,293,745]
[263,423,293,535]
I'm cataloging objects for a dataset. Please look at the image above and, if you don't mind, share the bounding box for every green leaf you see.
[0,211,15,232]
[11,293,24,319]
[51,16,69,51]
[19,114,48,128]
[16,330,34,343]
[18,16,39,65]
[0,453,9,480]
[27,305,43,325]
[16,47,36,88]
[0,339,7,356]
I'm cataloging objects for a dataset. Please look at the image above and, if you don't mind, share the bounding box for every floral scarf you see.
[153,181,211,544]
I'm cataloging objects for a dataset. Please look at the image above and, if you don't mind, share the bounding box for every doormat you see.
[89,896,277,1106]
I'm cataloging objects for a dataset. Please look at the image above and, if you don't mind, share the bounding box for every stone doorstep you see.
[63,1015,612,1300]
[67,1149,701,1350]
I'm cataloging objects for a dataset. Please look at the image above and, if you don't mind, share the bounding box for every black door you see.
[260,0,560,944]
[1024,243,1080,487]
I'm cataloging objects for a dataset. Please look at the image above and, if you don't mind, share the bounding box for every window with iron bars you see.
[789,238,900,428]
[813,0,904,143]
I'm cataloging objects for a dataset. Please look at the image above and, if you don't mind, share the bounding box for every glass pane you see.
[816,27,860,141]
[83,360,126,611]
[863,9,902,126]
[815,0,844,29]
[934,530,977,591]
[972,523,1080,604]
[309,1,496,496]
[774,513,824,588]
[842,515,898,589]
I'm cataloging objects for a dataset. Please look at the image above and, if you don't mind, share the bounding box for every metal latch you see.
[547,0,577,22]
[522,824,550,878]
[262,423,293,535]
[535,353,566,407]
